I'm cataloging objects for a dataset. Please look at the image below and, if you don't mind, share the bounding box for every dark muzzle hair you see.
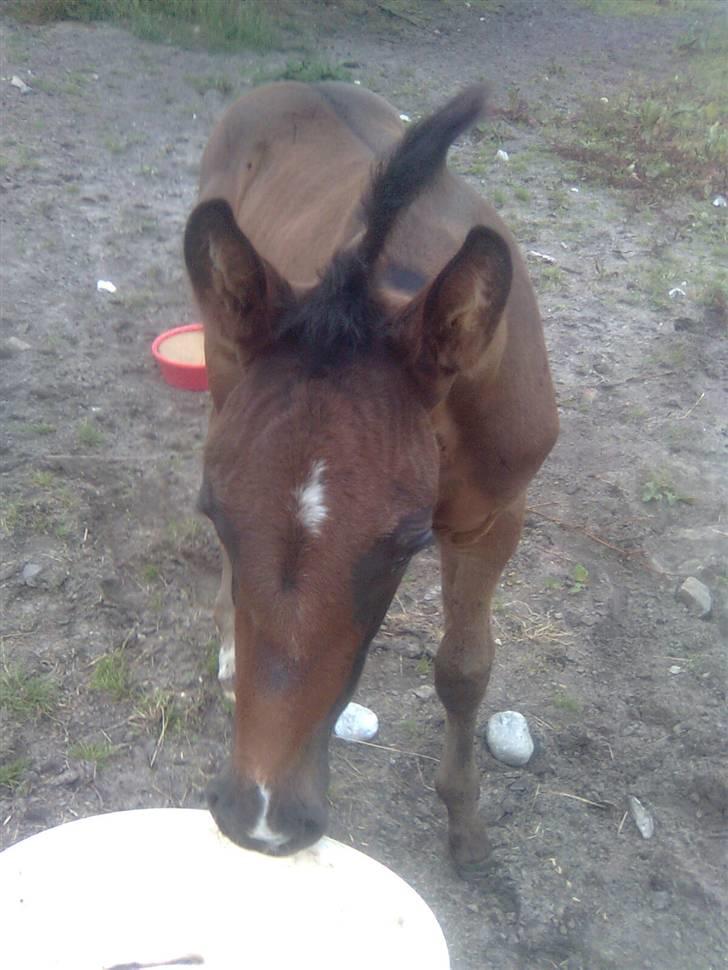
[278,84,490,369]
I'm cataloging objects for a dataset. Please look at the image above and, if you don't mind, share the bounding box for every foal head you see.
[184,86,513,854]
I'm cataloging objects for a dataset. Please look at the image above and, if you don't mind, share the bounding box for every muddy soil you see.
[1,3,726,968]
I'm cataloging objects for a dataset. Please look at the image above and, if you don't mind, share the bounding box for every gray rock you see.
[22,562,43,586]
[676,577,712,619]
[486,711,534,766]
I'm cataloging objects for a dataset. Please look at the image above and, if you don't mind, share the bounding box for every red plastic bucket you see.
[151,324,208,391]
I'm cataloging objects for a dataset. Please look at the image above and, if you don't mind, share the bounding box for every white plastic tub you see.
[0,808,449,970]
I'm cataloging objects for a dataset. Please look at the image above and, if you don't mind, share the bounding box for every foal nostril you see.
[288,798,327,848]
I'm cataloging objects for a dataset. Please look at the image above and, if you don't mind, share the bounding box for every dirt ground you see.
[1,2,726,968]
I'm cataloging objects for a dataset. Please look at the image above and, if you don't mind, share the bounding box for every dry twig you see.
[342,738,438,762]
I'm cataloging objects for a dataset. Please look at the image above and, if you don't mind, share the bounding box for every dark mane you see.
[277,85,489,370]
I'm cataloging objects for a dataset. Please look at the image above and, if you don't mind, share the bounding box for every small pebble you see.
[486,711,534,766]
[334,702,378,742]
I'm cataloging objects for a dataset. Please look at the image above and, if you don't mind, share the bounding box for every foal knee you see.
[434,635,493,715]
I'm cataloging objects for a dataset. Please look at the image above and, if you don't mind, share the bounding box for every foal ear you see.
[184,199,291,364]
[393,226,512,402]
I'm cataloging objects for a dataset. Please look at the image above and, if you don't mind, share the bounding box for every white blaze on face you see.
[249,784,289,849]
[294,459,328,536]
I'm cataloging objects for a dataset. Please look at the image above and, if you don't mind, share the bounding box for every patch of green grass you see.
[0,758,29,792]
[416,655,433,676]
[204,638,220,679]
[702,275,728,323]
[2,143,42,171]
[555,13,727,199]
[641,473,693,507]
[140,563,160,584]
[258,59,352,84]
[77,418,104,449]
[25,421,57,436]
[538,265,565,291]
[0,667,58,720]
[0,469,79,539]
[553,691,582,716]
[10,0,279,52]
[29,470,55,489]
[68,739,117,765]
[132,688,182,734]
[90,651,130,701]
[569,564,590,594]
[398,717,418,737]
[578,0,699,14]
[514,185,531,203]
[186,73,236,97]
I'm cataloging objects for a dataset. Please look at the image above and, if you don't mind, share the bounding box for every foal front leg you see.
[214,546,236,699]
[434,497,525,872]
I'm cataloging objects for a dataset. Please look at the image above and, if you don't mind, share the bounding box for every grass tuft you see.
[69,739,118,765]
[90,650,130,700]
[77,418,105,449]
[0,758,29,792]
[0,667,59,720]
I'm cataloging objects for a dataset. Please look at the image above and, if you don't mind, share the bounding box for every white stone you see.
[6,336,31,352]
[486,711,534,766]
[628,795,654,839]
[11,75,31,94]
[527,250,556,264]
[676,577,712,619]
[334,702,378,742]
[413,685,436,701]
[495,149,509,162]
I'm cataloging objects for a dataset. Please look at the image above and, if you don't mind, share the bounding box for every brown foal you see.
[184,81,558,870]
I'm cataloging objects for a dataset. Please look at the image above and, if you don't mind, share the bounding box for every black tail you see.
[359,83,489,268]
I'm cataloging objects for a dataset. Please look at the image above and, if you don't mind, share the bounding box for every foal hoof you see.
[455,853,496,882]
[448,827,493,877]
